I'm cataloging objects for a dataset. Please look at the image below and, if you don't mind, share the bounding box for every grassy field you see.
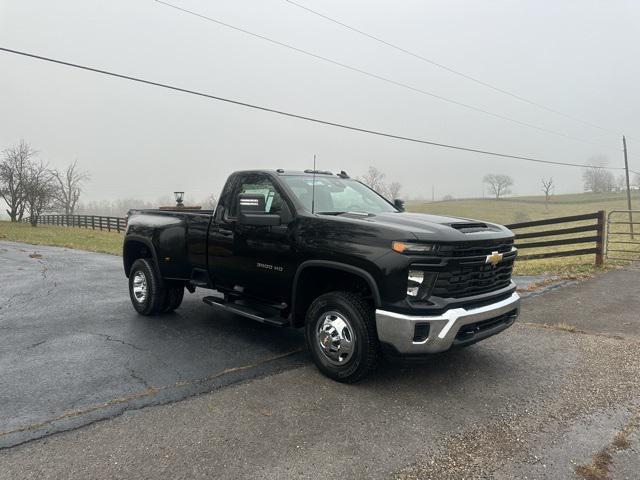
[407,191,638,225]
[2,191,638,277]
[0,221,123,256]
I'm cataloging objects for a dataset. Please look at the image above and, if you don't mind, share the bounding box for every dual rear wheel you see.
[128,259,184,315]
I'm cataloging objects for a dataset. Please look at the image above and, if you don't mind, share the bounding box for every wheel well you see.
[123,240,154,277]
[293,266,375,327]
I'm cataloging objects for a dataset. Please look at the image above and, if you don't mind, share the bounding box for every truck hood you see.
[341,211,513,242]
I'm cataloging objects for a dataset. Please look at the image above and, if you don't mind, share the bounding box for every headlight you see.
[406,269,437,300]
[392,241,435,254]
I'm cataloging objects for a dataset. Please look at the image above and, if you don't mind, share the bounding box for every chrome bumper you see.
[375,292,520,355]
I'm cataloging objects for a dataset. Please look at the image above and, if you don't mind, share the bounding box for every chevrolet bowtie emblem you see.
[485,251,504,266]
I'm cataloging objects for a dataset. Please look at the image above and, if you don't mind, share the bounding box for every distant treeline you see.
[76,194,217,217]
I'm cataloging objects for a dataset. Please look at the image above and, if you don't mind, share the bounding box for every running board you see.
[202,296,290,327]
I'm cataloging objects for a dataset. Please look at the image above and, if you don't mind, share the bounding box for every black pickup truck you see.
[124,169,520,382]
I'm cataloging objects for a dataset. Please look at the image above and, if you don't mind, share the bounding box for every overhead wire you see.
[284,0,635,142]
[154,0,626,155]
[0,46,634,174]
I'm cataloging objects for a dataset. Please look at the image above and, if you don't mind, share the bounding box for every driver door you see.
[209,173,297,303]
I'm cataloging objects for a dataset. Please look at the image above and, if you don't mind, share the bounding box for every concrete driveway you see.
[1,241,639,479]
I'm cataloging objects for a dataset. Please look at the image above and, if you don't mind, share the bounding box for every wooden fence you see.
[23,214,127,233]
[506,211,606,266]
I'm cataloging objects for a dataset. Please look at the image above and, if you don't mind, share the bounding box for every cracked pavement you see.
[1,240,639,479]
[0,241,304,448]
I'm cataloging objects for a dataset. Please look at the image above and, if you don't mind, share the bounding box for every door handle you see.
[219,229,233,237]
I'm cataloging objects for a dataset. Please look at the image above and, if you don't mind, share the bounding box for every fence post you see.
[595,210,605,267]
[92,216,95,230]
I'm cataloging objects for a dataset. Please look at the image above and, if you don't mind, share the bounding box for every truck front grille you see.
[432,261,514,298]
[430,239,516,298]
[439,238,514,257]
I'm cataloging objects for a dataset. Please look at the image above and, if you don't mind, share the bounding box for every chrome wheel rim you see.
[316,311,355,365]
[132,271,148,303]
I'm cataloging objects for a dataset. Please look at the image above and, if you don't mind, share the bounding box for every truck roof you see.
[234,169,349,178]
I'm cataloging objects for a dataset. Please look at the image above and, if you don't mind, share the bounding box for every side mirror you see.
[393,198,405,212]
[237,193,281,226]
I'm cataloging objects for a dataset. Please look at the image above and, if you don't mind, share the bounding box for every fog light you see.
[406,270,437,300]
[407,270,424,297]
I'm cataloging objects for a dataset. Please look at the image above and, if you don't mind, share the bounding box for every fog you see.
[1,0,639,211]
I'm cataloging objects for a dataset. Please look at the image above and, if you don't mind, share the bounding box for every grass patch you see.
[554,322,578,333]
[575,412,639,480]
[0,221,123,256]
[575,450,612,480]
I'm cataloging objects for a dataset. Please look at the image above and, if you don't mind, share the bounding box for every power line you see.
[285,0,633,141]
[0,46,632,174]
[154,0,623,153]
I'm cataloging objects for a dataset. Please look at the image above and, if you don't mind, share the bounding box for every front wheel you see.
[305,291,380,383]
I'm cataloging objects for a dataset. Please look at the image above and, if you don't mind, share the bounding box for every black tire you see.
[162,284,185,313]
[305,291,380,383]
[128,258,166,316]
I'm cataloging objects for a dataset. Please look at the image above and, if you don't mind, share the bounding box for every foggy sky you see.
[1,0,639,209]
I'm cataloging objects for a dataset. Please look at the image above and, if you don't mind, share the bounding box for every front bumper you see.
[375,292,520,356]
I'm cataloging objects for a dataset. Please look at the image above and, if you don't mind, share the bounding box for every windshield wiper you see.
[316,211,372,217]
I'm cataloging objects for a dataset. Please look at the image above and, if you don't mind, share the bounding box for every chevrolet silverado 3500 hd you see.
[124,169,520,382]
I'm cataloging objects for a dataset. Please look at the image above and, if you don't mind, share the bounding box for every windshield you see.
[281,175,397,215]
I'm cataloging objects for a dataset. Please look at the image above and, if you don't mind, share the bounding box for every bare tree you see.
[582,156,616,193]
[51,160,89,214]
[360,166,386,194]
[386,181,402,200]
[615,174,627,192]
[23,160,55,226]
[0,140,36,221]
[201,193,218,210]
[583,166,615,193]
[483,174,513,200]
[359,166,403,201]
[541,177,554,210]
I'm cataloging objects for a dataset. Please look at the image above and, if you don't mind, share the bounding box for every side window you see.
[229,175,289,217]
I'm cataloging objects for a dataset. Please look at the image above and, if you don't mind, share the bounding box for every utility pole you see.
[623,136,634,238]
[432,185,435,202]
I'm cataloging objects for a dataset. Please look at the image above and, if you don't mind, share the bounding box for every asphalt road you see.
[0,241,304,448]
[1,241,639,479]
